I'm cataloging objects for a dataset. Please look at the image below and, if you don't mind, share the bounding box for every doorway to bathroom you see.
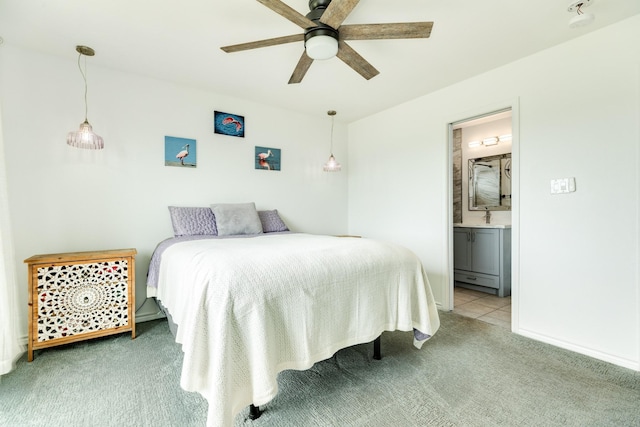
[449,108,514,330]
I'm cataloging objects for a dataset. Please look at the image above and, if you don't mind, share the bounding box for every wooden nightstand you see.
[24,248,136,361]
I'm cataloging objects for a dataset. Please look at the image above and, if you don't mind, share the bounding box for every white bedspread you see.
[155,233,440,427]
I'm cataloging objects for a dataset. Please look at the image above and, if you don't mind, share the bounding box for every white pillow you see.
[210,202,263,236]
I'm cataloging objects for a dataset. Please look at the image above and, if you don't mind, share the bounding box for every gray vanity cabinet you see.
[454,227,511,297]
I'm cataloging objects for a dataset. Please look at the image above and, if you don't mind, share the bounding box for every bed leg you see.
[249,404,262,420]
[373,335,382,360]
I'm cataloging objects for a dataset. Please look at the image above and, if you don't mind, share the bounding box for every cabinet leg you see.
[131,310,136,339]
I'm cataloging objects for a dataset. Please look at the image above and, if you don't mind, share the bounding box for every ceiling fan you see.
[220,0,434,84]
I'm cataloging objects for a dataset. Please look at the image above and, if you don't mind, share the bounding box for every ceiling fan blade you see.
[288,52,314,84]
[340,22,434,40]
[221,34,304,53]
[319,0,360,29]
[336,41,379,80]
[257,0,316,29]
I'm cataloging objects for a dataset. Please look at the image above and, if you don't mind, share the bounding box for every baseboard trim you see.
[135,311,166,323]
[517,328,639,372]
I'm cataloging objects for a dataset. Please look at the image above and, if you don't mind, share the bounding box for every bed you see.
[146,204,440,427]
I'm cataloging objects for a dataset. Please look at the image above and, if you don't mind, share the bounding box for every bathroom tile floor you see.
[453,287,511,329]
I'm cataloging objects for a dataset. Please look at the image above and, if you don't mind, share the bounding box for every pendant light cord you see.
[77,52,89,122]
[323,110,340,172]
[330,114,335,154]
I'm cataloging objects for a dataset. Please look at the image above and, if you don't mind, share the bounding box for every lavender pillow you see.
[211,202,263,236]
[168,206,217,237]
[258,210,289,233]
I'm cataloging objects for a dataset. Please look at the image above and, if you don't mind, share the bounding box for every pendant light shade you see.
[67,45,104,150]
[323,154,341,171]
[67,119,104,150]
[323,110,341,172]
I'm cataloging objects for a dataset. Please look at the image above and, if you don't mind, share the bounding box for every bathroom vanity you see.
[454,224,511,297]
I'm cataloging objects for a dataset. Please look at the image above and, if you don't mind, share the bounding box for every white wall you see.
[0,47,348,334]
[348,16,640,370]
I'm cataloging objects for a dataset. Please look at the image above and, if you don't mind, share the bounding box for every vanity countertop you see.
[454,223,511,229]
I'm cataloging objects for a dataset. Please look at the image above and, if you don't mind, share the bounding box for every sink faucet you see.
[484,209,491,224]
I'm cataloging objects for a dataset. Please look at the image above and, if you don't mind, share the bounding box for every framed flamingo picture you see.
[214,111,245,138]
[255,146,281,171]
[165,136,196,168]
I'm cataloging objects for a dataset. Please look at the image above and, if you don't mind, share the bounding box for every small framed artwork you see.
[214,111,245,138]
[165,136,196,167]
[255,146,281,171]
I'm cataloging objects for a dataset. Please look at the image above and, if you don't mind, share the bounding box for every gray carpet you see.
[1,311,639,427]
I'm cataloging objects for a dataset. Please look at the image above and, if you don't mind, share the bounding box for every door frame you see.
[445,98,520,332]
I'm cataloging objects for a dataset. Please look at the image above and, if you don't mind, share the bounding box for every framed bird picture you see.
[165,136,196,167]
[214,111,245,138]
[255,146,281,171]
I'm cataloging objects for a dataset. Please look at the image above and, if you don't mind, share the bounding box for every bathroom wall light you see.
[468,140,482,148]
[468,134,512,148]
[67,45,104,150]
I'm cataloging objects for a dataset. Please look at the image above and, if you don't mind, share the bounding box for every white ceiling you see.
[1,0,638,123]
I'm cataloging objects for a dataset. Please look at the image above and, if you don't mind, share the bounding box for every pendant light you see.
[67,45,104,150]
[323,110,341,172]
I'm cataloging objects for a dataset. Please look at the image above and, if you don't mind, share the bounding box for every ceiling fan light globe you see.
[305,35,338,60]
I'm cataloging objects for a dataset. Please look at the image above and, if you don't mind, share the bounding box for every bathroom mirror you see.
[468,153,511,211]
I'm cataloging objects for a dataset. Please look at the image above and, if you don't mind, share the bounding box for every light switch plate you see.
[551,177,576,194]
